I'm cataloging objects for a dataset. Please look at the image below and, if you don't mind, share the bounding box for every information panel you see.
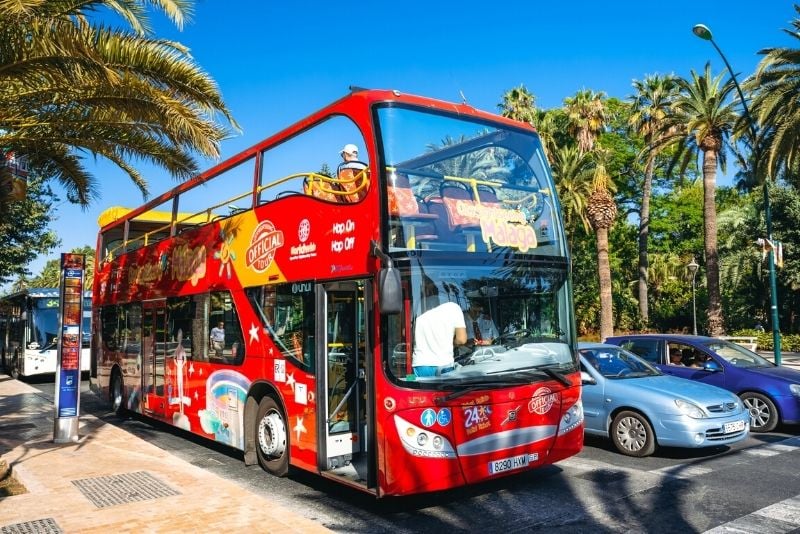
[53,253,84,443]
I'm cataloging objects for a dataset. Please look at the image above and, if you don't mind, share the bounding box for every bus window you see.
[168,296,197,361]
[246,283,315,372]
[208,291,245,365]
[258,115,368,204]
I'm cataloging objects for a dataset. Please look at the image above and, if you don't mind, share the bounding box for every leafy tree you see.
[29,246,95,289]
[0,0,238,206]
[659,64,739,336]
[628,74,680,324]
[0,175,60,285]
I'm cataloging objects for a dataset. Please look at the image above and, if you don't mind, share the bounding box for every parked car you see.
[605,334,800,432]
[578,342,749,457]
[578,343,750,457]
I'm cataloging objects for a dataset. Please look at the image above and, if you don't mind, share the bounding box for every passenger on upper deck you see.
[338,144,368,202]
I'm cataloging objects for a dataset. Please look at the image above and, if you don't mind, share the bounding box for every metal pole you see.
[692,273,698,336]
[693,24,782,364]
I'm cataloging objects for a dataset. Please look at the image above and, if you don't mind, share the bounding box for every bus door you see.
[141,300,167,417]
[318,281,371,487]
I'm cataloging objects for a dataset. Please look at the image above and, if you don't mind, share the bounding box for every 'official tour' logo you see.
[246,220,284,272]
[528,387,559,415]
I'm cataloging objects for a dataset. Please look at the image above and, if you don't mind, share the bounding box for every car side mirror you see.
[703,360,721,372]
[580,370,596,385]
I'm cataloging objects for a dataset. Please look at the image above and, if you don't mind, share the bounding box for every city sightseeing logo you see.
[528,386,559,415]
[246,220,284,272]
[290,218,317,261]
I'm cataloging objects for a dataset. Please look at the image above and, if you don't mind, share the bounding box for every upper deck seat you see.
[337,162,370,203]
[387,172,439,249]
[439,181,486,251]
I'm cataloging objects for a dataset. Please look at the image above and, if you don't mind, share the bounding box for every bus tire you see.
[110,371,126,416]
[255,396,288,477]
[9,350,20,380]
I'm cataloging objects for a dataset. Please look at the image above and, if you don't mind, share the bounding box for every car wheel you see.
[611,410,656,457]
[255,396,289,477]
[740,392,778,432]
[110,372,126,416]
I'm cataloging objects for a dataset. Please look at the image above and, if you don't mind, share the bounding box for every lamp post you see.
[692,23,782,364]
[687,257,699,336]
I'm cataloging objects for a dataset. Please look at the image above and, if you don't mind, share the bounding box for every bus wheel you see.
[9,350,20,380]
[110,372,126,415]
[255,396,288,477]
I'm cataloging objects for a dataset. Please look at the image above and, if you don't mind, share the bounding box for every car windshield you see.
[579,346,661,379]
[705,340,773,368]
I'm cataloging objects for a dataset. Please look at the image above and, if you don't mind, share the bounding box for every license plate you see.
[724,420,746,433]
[488,453,530,475]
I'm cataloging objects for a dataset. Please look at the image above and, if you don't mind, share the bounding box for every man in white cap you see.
[341,143,359,162]
[338,143,368,201]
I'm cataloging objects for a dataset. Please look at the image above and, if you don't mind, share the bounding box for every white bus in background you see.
[0,288,92,379]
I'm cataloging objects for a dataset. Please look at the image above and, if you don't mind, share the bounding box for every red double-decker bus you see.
[92,88,583,497]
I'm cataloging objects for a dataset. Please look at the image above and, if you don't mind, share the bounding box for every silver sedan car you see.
[579,342,750,457]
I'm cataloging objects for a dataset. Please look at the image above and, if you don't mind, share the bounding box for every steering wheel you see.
[729,358,739,366]
[616,368,632,377]
[498,329,533,344]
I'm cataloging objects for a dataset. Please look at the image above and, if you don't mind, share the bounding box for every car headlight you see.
[790,384,800,398]
[675,399,706,419]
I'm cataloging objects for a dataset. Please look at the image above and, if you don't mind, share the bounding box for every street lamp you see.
[687,258,699,336]
[692,23,782,364]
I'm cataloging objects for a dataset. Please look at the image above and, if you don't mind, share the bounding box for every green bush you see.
[731,329,800,352]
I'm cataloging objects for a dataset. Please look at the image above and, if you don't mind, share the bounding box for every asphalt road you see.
[29,378,800,533]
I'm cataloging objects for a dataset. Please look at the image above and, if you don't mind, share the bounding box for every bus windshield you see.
[387,259,575,384]
[32,302,59,349]
[378,105,562,256]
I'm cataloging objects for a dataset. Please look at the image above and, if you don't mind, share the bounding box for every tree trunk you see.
[596,227,614,340]
[702,148,725,336]
[638,155,654,325]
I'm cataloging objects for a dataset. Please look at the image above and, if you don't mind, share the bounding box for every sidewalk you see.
[0,374,330,533]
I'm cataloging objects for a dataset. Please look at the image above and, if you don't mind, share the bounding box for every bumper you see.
[774,395,800,425]
[654,413,749,448]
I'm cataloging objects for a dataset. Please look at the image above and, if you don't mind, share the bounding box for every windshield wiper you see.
[436,380,531,403]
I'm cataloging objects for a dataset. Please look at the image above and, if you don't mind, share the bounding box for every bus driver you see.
[411,281,467,377]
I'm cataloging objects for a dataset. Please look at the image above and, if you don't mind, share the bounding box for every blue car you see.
[579,342,749,457]
[605,334,800,432]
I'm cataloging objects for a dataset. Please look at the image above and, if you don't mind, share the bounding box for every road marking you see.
[704,494,800,533]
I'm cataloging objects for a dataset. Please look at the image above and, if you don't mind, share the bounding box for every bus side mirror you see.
[378,266,402,315]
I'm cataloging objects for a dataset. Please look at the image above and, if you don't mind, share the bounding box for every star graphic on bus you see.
[293,416,307,441]
[249,323,259,344]
[286,372,296,392]
[214,229,237,279]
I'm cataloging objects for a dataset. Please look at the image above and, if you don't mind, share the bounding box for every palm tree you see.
[660,63,738,336]
[0,0,238,206]
[748,4,800,185]
[585,150,618,340]
[549,145,594,237]
[564,89,607,154]
[531,109,558,160]
[498,84,536,125]
[628,74,680,325]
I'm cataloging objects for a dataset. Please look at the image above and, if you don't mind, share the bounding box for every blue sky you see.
[24,0,800,279]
